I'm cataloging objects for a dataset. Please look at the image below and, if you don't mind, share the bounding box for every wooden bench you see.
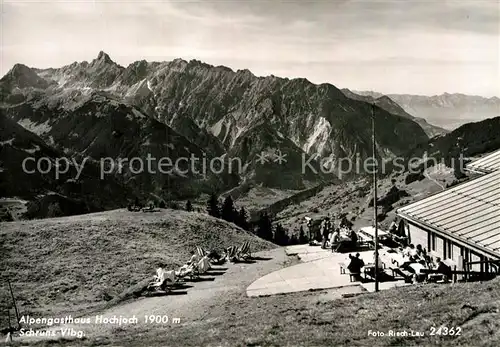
[359,240,375,250]
[348,271,361,282]
[340,262,362,281]
[388,266,407,277]
[364,264,388,280]
[391,267,415,282]
[427,273,444,283]
[339,262,346,274]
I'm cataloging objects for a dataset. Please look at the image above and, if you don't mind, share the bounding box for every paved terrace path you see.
[246,245,410,297]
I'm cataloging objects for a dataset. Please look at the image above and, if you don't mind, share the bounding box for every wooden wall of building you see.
[407,221,498,271]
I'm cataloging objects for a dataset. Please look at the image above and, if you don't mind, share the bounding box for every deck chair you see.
[200,247,226,265]
[226,245,238,262]
[185,256,211,279]
[210,253,227,265]
[142,206,155,213]
[237,241,252,260]
[196,246,208,258]
[148,268,178,291]
[176,264,193,278]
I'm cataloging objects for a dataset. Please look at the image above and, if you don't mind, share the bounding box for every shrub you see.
[47,203,63,218]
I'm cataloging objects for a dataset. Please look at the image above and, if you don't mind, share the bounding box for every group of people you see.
[317,218,358,251]
[398,243,453,282]
[347,248,385,280]
[151,248,228,290]
[345,243,454,284]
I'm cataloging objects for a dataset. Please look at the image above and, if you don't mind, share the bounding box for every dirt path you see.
[13,248,289,344]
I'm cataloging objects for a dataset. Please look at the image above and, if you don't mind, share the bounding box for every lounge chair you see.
[196,246,226,265]
[226,246,238,262]
[226,243,251,263]
[236,241,252,260]
[196,246,208,258]
[176,265,193,278]
[186,256,211,279]
[147,268,181,292]
[210,254,226,265]
[142,206,154,213]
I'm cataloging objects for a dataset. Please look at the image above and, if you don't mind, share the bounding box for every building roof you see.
[397,170,500,258]
[466,149,500,174]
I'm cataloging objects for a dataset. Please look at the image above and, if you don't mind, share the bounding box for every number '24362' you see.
[430,326,462,336]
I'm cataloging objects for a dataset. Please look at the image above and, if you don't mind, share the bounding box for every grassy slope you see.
[131,278,500,347]
[0,209,275,327]
[17,275,500,346]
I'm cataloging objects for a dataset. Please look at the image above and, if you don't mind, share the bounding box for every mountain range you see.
[2,51,494,219]
[354,91,500,130]
[341,89,447,137]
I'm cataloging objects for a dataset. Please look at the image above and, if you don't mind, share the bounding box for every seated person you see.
[330,229,340,251]
[208,249,226,264]
[151,266,179,287]
[154,266,164,282]
[187,251,200,265]
[414,244,427,261]
[347,254,364,281]
[347,254,362,272]
[355,253,365,267]
[435,257,452,281]
[424,255,433,268]
[405,244,417,258]
[364,248,384,278]
[411,260,428,283]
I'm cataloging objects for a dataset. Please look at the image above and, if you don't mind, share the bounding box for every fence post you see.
[7,279,21,330]
[6,309,13,342]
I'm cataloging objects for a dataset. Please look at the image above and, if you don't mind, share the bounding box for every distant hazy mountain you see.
[355,91,500,130]
[401,116,500,170]
[341,89,448,138]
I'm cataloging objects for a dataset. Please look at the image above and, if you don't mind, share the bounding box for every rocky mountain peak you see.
[9,63,33,75]
[236,69,255,77]
[1,63,52,89]
[96,51,113,64]
[376,95,399,107]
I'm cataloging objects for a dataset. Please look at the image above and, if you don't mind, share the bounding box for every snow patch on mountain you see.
[125,79,151,98]
[211,118,224,137]
[233,125,247,146]
[303,116,331,154]
[18,119,52,136]
[0,138,15,146]
[131,108,146,119]
[24,144,41,154]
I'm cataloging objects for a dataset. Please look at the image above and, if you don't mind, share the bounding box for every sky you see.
[1,0,499,97]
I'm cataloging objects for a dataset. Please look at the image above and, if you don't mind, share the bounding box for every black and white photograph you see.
[1,0,499,346]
